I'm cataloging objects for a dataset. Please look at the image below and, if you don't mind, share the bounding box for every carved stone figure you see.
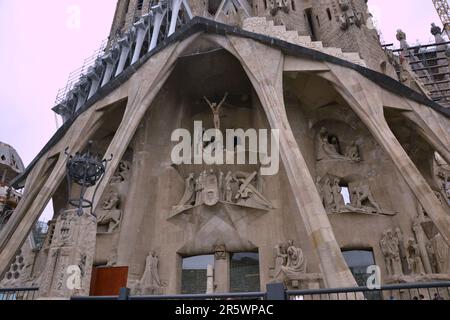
[431,23,443,36]
[195,171,206,206]
[214,243,227,260]
[407,238,425,275]
[204,170,219,206]
[224,171,235,203]
[331,178,346,212]
[269,0,289,16]
[272,240,307,283]
[322,177,334,211]
[233,172,273,209]
[380,230,403,276]
[426,241,438,273]
[345,142,361,162]
[176,173,195,208]
[204,93,228,130]
[97,190,121,233]
[316,127,349,161]
[351,183,381,213]
[430,233,450,274]
[396,29,409,50]
[339,0,362,30]
[135,251,166,295]
[102,190,120,211]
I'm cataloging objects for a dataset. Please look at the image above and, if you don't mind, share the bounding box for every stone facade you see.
[1,1,450,299]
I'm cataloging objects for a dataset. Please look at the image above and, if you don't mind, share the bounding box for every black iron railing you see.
[0,287,39,301]
[70,281,450,301]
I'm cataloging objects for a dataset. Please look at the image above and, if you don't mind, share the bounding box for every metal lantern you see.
[65,141,112,216]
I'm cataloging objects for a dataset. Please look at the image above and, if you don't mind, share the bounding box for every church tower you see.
[1,0,450,299]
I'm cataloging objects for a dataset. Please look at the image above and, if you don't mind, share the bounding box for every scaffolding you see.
[433,0,450,38]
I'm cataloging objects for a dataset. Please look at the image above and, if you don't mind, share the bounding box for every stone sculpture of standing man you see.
[204,93,228,130]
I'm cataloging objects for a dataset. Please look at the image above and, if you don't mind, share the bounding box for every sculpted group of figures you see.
[271,241,307,284]
[316,176,382,214]
[380,222,450,277]
[132,251,167,295]
[173,170,273,214]
[316,127,361,163]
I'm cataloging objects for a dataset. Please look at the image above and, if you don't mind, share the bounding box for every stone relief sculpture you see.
[110,160,131,184]
[338,0,363,30]
[269,0,289,16]
[204,93,228,130]
[272,240,307,284]
[134,251,167,295]
[316,127,361,162]
[436,171,449,206]
[214,243,227,260]
[380,229,403,276]
[316,176,390,215]
[406,238,425,275]
[97,189,122,233]
[429,234,450,274]
[174,173,196,210]
[171,170,273,216]
[331,178,346,212]
[350,182,382,213]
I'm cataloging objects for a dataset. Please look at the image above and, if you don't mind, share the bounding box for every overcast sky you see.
[0,0,442,221]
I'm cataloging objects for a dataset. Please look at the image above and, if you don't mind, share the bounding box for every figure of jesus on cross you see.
[204,93,228,130]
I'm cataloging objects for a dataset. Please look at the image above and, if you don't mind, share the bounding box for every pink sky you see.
[0,1,442,221]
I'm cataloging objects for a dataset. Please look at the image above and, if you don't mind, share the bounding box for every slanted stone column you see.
[38,209,96,299]
[227,37,359,289]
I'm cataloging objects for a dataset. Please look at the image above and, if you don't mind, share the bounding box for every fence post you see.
[118,287,131,300]
[266,283,287,300]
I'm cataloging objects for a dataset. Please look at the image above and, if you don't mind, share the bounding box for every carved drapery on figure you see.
[133,251,167,295]
[269,0,289,16]
[406,238,425,275]
[203,93,228,131]
[380,229,403,276]
[271,241,307,284]
[96,189,121,233]
[172,170,273,216]
[110,160,131,184]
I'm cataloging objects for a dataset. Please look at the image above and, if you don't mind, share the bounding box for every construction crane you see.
[432,0,450,38]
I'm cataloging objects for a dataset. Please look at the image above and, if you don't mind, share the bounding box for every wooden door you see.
[90,266,129,296]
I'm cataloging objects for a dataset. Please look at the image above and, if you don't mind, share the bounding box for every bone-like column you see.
[101,46,120,87]
[132,18,149,65]
[115,31,134,77]
[328,65,450,246]
[0,110,99,277]
[168,0,183,37]
[149,7,167,52]
[227,37,359,289]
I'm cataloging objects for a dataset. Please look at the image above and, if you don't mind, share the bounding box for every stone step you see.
[242,17,367,67]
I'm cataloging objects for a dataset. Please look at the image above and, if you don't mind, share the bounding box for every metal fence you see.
[0,287,39,301]
[70,281,450,301]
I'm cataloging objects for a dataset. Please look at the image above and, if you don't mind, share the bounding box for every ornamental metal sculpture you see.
[65,141,112,216]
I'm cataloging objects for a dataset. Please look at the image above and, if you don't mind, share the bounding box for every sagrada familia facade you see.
[0,0,449,299]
